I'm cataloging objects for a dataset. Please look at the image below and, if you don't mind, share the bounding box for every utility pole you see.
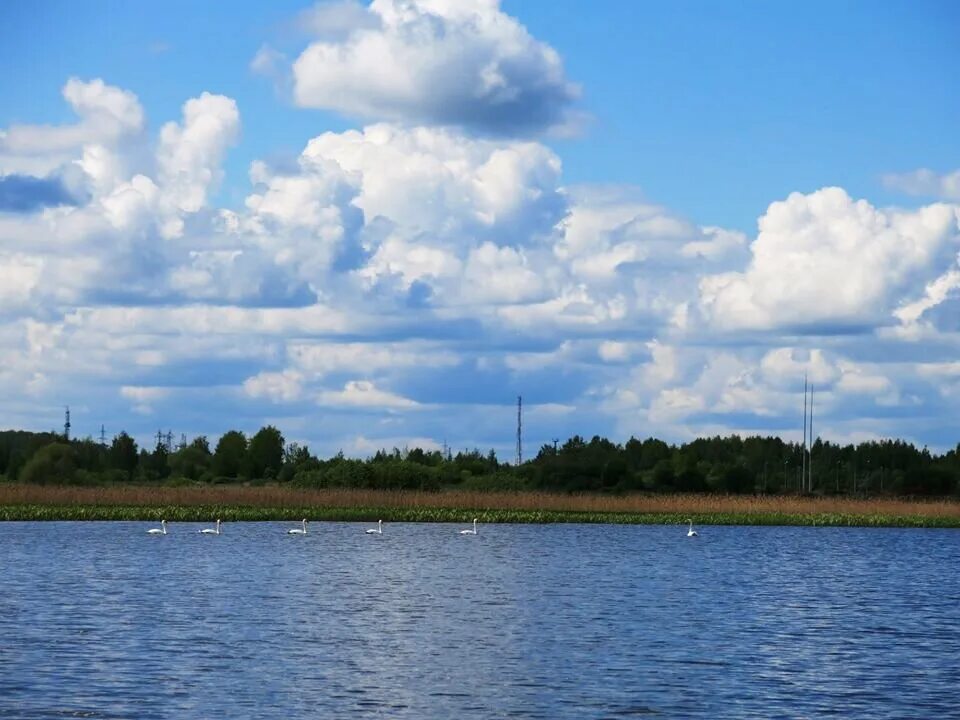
[808,384,814,493]
[802,376,807,494]
[515,395,523,467]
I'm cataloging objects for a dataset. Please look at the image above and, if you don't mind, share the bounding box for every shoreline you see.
[2,484,958,527]
[2,507,959,528]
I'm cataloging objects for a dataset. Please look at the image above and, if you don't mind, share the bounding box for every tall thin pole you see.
[808,385,814,493]
[64,406,71,442]
[516,395,522,467]
[801,376,807,493]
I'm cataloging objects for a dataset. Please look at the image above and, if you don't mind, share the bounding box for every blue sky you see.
[0,0,958,457]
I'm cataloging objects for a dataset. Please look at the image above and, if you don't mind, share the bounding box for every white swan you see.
[200,519,221,535]
[459,518,478,535]
[365,519,382,535]
[288,518,308,535]
[686,518,698,537]
[147,519,167,535]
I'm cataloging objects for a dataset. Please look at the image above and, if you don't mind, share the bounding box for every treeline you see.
[1,427,959,497]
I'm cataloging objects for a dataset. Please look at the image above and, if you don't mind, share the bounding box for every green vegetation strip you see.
[1,504,958,527]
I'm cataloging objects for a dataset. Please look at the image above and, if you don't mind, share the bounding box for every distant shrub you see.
[19,443,76,485]
[72,470,105,486]
[459,472,531,493]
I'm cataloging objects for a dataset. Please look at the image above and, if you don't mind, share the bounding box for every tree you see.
[144,440,171,481]
[279,442,318,482]
[722,465,755,494]
[169,441,212,481]
[19,443,76,485]
[284,442,312,466]
[213,430,248,479]
[675,465,707,492]
[651,459,676,490]
[110,432,139,481]
[248,426,284,479]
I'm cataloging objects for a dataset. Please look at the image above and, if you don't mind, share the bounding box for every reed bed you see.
[1,484,958,526]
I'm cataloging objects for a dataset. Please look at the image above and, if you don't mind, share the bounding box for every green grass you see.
[2,504,958,527]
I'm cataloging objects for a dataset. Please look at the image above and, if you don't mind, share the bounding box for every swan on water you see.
[147,519,167,535]
[459,518,478,535]
[365,519,382,535]
[686,519,698,537]
[200,519,221,535]
[288,519,308,535]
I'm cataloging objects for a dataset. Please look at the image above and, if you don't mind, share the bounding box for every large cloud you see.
[0,78,143,160]
[298,123,564,239]
[0,78,147,232]
[244,122,565,303]
[157,93,240,216]
[0,82,244,316]
[698,188,960,332]
[290,0,579,135]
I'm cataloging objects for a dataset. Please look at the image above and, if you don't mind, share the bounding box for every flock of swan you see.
[146,517,700,537]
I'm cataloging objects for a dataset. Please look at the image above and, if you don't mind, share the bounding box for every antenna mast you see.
[808,385,814,493]
[64,406,71,441]
[516,395,522,467]
[99,424,107,447]
[801,376,807,493]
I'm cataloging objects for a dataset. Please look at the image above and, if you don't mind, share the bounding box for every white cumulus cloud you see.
[157,92,240,216]
[318,380,420,409]
[290,0,579,135]
[243,369,305,403]
[698,187,959,331]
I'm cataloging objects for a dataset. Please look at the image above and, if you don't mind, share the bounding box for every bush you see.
[459,472,530,492]
[73,470,105,486]
[19,443,76,485]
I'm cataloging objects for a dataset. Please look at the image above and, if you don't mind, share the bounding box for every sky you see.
[0,0,958,459]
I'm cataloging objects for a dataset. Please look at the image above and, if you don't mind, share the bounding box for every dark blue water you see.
[1,522,958,718]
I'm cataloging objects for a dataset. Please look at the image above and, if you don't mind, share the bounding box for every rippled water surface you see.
[2,522,959,718]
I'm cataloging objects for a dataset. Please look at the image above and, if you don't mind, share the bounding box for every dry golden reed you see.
[1,484,958,520]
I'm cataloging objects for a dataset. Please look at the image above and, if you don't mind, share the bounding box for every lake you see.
[1,522,958,718]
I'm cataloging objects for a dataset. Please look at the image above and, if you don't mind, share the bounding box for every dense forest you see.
[1,427,958,497]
